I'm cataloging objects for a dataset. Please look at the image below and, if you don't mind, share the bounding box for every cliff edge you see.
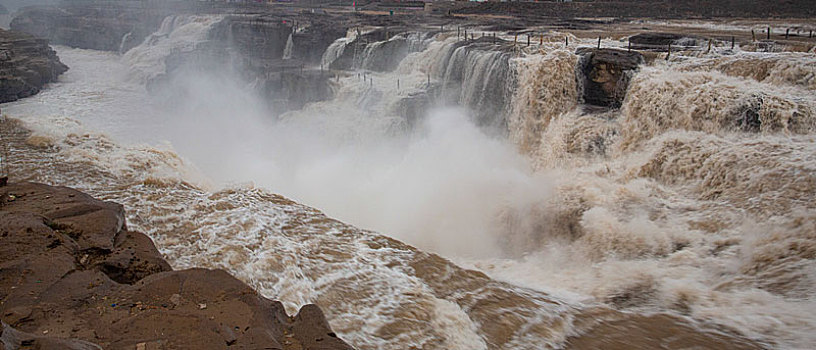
[0,29,67,103]
[0,182,353,350]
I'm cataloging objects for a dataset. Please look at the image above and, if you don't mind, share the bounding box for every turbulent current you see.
[2,15,816,349]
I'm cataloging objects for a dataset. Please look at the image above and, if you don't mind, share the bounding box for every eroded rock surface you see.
[0,29,68,103]
[0,182,353,350]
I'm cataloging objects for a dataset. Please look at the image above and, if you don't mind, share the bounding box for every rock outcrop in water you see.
[0,29,67,103]
[0,182,353,350]
[628,32,705,52]
[576,48,644,108]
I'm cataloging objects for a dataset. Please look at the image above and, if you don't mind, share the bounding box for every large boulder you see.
[0,29,68,103]
[0,182,353,350]
[576,47,644,108]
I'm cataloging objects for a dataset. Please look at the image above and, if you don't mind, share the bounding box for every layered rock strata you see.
[0,29,67,103]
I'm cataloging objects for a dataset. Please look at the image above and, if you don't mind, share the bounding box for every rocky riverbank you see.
[0,182,352,349]
[0,29,67,103]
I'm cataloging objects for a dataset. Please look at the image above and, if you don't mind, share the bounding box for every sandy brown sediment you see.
[0,181,352,350]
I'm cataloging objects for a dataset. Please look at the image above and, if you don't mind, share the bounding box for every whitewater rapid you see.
[3,16,816,349]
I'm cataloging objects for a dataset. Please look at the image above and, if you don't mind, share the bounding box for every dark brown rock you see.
[0,182,353,350]
[0,29,68,103]
[628,32,705,52]
[576,48,644,108]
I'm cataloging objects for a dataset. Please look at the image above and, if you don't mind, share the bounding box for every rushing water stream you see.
[3,15,816,349]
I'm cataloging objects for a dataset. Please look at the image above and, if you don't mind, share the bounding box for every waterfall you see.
[118,31,132,55]
[122,15,225,83]
[321,37,350,69]
[406,38,514,129]
[282,32,294,60]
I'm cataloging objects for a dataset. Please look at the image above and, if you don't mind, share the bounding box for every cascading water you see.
[118,31,132,55]
[321,37,350,68]
[122,14,224,83]
[282,32,294,60]
[3,17,816,350]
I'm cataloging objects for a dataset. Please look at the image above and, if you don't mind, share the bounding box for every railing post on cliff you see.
[565,36,568,47]
[597,36,601,49]
[752,29,756,42]
[707,39,712,53]
[767,27,771,40]
[540,33,544,45]
[0,112,9,186]
[527,34,530,46]
[785,28,790,39]
[731,36,735,49]
[666,43,671,60]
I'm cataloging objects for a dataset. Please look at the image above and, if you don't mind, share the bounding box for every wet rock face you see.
[576,48,644,108]
[209,16,293,60]
[0,29,68,103]
[395,88,438,128]
[0,182,353,350]
[263,68,334,114]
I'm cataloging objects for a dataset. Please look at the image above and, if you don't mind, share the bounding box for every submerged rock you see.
[576,47,644,108]
[0,29,68,103]
[0,182,353,350]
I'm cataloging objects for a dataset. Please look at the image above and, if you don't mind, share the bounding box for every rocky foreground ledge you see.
[0,29,68,103]
[0,182,352,350]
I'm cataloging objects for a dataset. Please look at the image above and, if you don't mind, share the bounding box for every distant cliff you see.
[10,4,168,53]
